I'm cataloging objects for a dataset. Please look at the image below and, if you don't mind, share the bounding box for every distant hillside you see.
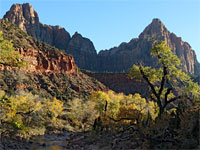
[82,70,150,97]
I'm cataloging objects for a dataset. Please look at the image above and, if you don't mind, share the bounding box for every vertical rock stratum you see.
[3,3,200,75]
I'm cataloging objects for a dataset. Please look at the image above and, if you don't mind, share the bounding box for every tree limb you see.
[138,63,158,98]
[104,100,108,112]
[164,96,181,108]
[108,116,137,122]
[150,94,157,102]
[16,110,34,116]
[164,88,172,106]
[159,66,167,96]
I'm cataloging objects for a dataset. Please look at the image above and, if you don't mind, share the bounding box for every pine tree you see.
[128,41,200,118]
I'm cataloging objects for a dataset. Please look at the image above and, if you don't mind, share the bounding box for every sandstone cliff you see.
[3,3,98,70]
[17,47,77,74]
[98,19,200,74]
[66,32,97,70]
[3,3,71,50]
[3,3,200,75]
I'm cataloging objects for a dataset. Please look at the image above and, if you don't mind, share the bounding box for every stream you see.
[30,131,102,150]
[31,132,71,150]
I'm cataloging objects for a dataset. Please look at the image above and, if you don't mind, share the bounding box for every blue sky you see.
[0,0,200,61]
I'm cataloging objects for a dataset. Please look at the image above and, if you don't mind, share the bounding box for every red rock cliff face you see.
[17,48,77,74]
[0,19,77,74]
[0,47,77,74]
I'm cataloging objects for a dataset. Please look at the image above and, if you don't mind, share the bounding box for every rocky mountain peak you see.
[139,18,169,40]
[97,18,200,74]
[3,4,97,70]
[69,32,96,54]
[4,3,39,32]
[72,32,83,39]
[3,4,200,75]
[4,3,71,50]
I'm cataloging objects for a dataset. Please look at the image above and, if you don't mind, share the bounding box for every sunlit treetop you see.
[0,31,26,67]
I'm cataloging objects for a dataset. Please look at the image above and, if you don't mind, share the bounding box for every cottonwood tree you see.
[0,31,26,67]
[128,41,200,118]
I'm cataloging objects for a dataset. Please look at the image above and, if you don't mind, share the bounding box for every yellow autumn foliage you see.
[66,98,97,131]
[0,91,64,136]
[90,90,158,128]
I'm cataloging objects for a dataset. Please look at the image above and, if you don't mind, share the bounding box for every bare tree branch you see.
[16,110,34,116]
[164,88,172,106]
[138,63,158,98]
[164,96,181,108]
[159,66,167,96]
[150,94,157,102]
[108,116,137,122]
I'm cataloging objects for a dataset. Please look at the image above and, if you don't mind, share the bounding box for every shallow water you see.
[31,132,71,150]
